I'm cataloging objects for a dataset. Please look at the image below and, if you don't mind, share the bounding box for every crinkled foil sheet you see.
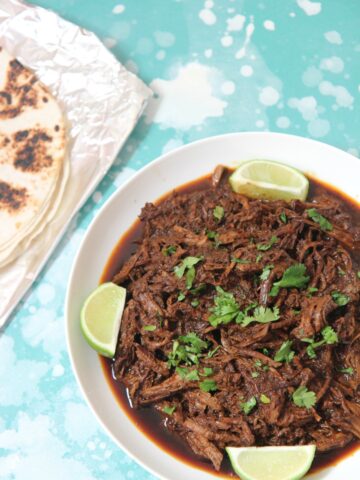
[0,0,152,326]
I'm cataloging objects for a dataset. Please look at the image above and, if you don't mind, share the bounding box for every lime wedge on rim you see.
[80,282,126,358]
[229,159,309,201]
[226,445,316,480]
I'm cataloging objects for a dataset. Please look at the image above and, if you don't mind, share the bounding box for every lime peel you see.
[80,282,126,358]
[229,159,309,201]
[226,445,316,480]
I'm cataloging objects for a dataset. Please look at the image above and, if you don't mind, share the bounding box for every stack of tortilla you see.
[0,47,68,268]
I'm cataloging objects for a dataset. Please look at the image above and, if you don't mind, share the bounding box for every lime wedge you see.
[229,160,309,201]
[226,445,316,480]
[80,282,126,358]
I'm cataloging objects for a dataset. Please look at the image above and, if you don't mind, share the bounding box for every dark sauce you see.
[100,170,360,477]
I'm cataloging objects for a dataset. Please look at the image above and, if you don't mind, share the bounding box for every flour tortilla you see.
[0,47,67,266]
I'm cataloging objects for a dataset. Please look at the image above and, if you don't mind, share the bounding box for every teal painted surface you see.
[1,1,359,479]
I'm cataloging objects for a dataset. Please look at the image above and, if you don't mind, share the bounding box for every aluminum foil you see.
[0,0,152,326]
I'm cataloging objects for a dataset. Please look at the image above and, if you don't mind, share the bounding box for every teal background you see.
[1,1,359,479]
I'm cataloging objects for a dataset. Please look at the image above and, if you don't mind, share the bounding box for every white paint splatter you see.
[240,65,253,77]
[320,56,344,74]
[221,81,236,95]
[145,63,227,130]
[235,18,255,59]
[112,4,125,14]
[136,37,153,55]
[199,8,217,26]
[302,66,323,87]
[308,118,330,137]
[36,283,55,306]
[263,20,275,31]
[276,116,290,129]
[259,86,280,106]
[102,37,116,49]
[162,138,184,154]
[221,35,234,47]
[111,167,136,188]
[256,119,265,128]
[154,31,175,48]
[324,30,342,45]
[318,81,354,107]
[64,403,98,446]
[288,96,318,120]
[296,0,322,16]
[52,364,64,377]
[289,12,296,17]
[227,14,246,32]
[204,49,213,58]
[156,50,166,60]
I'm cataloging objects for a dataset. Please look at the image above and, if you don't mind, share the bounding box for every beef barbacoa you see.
[112,167,360,471]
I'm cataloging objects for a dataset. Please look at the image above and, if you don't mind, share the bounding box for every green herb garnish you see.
[256,254,263,263]
[260,394,271,404]
[168,333,209,367]
[292,386,317,409]
[207,345,221,358]
[177,292,185,302]
[241,306,280,327]
[306,208,333,231]
[174,256,204,290]
[208,287,242,327]
[162,405,176,415]
[163,245,177,256]
[331,291,350,306]
[339,367,354,375]
[256,235,278,251]
[270,263,310,297]
[260,264,274,281]
[213,205,224,221]
[240,396,257,415]
[199,379,218,392]
[251,371,260,378]
[231,258,251,264]
[200,367,214,377]
[301,326,338,358]
[176,367,200,381]
[143,325,156,332]
[274,340,295,363]
[280,212,287,224]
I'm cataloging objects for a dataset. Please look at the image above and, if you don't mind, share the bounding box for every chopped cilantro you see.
[251,371,260,378]
[241,306,280,327]
[207,345,221,358]
[168,333,209,368]
[208,287,242,327]
[262,348,269,355]
[174,256,204,291]
[263,365,270,372]
[191,299,200,308]
[254,360,262,368]
[176,367,200,381]
[306,208,333,231]
[162,405,176,415]
[256,254,263,263]
[339,367,354,375]
[231,258,251,264]
[260,264,274,281]
[260,394,271,404]
[177,292,185,302]
[357,271,360,279]
[200,367,214,377]
[280,212,287,224]
[206,230,217,239]
[331,291,350,306]
[190,284,206,295]
[292,386,317,409]
[256,235,278,251]
[301,326,338,358]
[199,379,218,392]
[213,205,225,221]
[270,263,310,297]
[240,396,257,415]
[337,268,346,277]
[274,340,295,363]
[163,245,177,256]
[143,325,156,332]
[307,286,319,297]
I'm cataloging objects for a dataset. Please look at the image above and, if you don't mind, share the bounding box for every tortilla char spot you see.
[0,91,12,105]
[42,96,48,103]
[13,128,54,172]
[0,181,28,212]
[2,136,10,146]
[54,125,60,132]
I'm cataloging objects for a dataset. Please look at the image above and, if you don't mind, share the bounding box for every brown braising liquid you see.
[99,170,360,477]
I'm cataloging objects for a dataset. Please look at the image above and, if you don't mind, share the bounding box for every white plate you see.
[65,132,360,480]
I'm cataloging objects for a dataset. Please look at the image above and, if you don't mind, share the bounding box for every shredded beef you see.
[112,167,360,471]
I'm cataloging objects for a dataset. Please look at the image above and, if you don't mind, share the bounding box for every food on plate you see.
[83,162,360,477]
[226,445,316,480]
[0,47,68,267]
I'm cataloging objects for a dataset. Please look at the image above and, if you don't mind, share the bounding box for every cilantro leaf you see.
[199,379,218,392]
[280,212,287,224]
[191,299,200,308]
[339,367,354,375]
[201,367,214,377]
[240,396,257,415]
[162,405,176,415]
[256,254,263,263]
[208,287,241,327]
[251,371,259,378]
[321,325,338,344]
[207,345,221,358]
[241,306,280,327]
[256,235,278,251]
[331,291,350,306]
[168,333,209,367]
[292,386,317,409]
[177,292,185,302]
[274,340,295,363]
[174,256,203,279]
[163,245,177,256]
[270,264,310,297]
[143,325,156,332]
[176,367,200,381]
[260,264,274,281]
[260,394,271,404]
[231,258,251,264]
[357,271,360,279]
[213,205,224,221]
[306,208,333,231]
